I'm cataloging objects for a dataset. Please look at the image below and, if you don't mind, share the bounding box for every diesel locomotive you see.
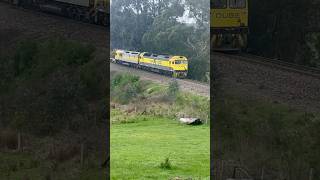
[211,0,248,51]
[113,50,188,78]
[3,0,109,26]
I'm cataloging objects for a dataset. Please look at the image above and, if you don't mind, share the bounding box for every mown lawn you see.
[111,116,210,180]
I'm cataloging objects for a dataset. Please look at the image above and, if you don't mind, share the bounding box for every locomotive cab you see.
[211,0,248,52]
[170,56,188,78]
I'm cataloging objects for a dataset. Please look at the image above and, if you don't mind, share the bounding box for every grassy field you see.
[111,113,210,179]
[0,151,106,180]
[110,73,210,179]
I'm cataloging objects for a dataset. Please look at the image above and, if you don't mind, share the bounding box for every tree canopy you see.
[249,0,320,67]
[111,0,210,81]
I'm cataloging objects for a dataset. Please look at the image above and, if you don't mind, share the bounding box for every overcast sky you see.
[178,9,196,24]
[110,0,197,25]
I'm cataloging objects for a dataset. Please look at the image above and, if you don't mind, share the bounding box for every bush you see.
[13,40,38,76]
[0,56,14,93]
[30,39,95,79]
[160,157,172,170]
[111,73,143,104]
[214,95,320,178]
[166,80,179,101]
[0,129,18,149]
[80,61,106,100]
[0,39,104,136]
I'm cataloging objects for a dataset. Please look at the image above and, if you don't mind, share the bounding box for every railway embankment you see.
[110,63,210,97]
[0,2,108,54]
[213,53,320,112]
[212,53,320,179]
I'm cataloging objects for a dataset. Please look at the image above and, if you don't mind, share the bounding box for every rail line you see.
[110,58,209,85]
[3,1,108,31]
[213,52,320,78]
[110,59,210,97]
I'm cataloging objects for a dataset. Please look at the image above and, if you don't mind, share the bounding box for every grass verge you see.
[111,114,210,179]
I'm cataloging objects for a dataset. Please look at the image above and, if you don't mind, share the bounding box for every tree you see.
[111,0,210,81]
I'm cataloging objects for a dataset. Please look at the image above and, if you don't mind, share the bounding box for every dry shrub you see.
[47,143,80,163]
[0,129,18,150]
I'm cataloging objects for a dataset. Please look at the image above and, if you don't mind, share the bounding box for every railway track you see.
[7,3,108,31]
[0,1,108,50]
[213,52,320,78]
[110,60,210,97]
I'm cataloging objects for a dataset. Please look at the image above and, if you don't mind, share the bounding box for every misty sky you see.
[110,0,198,25]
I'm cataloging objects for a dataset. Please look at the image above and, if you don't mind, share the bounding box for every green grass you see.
[110,115,210,180]
[213,94,320,178]
[0,151,106,180]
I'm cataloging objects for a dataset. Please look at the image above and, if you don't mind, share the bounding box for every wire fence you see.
[213,159,317,180]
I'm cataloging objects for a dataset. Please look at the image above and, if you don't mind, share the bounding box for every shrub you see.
[214,95,320,178]
[0,129,18,149]
[13,40,38,76]
[166,80,179,101]
[80,62,104,99]
[31,39,95,79]
[0,56,14,93]
[111,73,143,104]
[160,157,172,170]
[0,39,103,136]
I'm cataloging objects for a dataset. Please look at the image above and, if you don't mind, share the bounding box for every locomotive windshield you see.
[212,0,227,8]
[174,60,188,64]
[229,0,246,8]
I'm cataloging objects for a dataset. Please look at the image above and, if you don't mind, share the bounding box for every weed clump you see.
[167,80,179,99]
[160,157,172,170]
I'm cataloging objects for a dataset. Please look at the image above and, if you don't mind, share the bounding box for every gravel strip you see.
[213,54,320,112]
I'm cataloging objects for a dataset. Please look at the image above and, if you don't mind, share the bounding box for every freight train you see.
[211,0,248,51]
[113,49,188,78]
[2,0,109,26]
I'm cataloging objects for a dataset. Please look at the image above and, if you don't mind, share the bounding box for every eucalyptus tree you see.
[111,0,210,81]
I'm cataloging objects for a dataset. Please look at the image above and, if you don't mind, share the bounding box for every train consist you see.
[211,0,248,51]
[113,50,188,78]
[3,0,109,26]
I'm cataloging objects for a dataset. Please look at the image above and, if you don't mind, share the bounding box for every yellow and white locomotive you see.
[211,0,248,51]
[114,50,188,78]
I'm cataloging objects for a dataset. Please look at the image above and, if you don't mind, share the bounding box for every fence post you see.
[81,143,85,168]
[309,168,314,180]
[17,132,21,152]
[261,166,264,180]
[220,160,224,180]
